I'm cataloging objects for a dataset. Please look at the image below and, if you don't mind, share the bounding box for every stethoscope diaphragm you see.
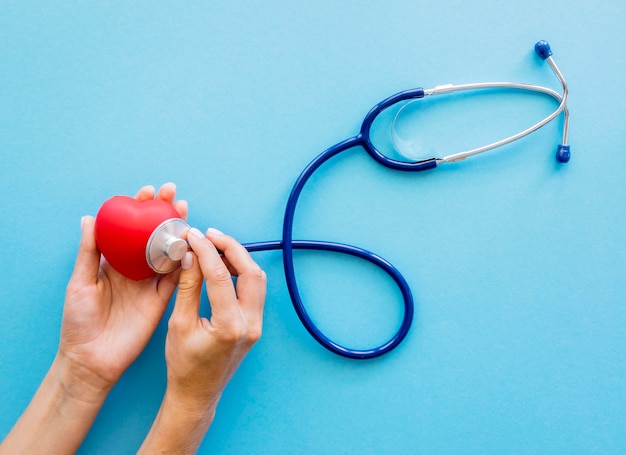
[146,218,191,274]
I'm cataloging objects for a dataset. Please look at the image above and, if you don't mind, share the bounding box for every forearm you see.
[0,353,110,455]
[137,390,217,455]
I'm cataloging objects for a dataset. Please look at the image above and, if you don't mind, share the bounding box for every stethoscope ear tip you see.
[556,144,571,163]
[535,40,553,60]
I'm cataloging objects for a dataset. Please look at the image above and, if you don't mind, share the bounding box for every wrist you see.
[137,389,217,454]
[51,352,113,406]
[161,386,218,424]
[0,354,111,454]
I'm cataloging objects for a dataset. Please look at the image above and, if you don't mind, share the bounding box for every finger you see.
[155,182,176,205]
[134,185,156,201]
[68,216,101,287]
[205,229,266,316]
[156,266,181,301]
[187,228,239,319]
[169,252,203,330]
[173,199,189,221]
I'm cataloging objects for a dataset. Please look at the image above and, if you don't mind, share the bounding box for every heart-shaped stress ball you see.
[95,196,183,280]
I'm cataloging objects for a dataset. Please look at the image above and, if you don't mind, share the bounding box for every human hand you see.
[58,182,188,392]
[138,227,266,453]
[166,227,266,407]
[0,183,188,455]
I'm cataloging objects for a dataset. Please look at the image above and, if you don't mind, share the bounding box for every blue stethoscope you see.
[243,41,570,360]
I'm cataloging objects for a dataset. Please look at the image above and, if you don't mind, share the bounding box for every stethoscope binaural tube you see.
[391,40,570,165]
[244,40,570,360]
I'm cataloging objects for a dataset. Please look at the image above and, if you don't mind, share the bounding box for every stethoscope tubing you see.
[242,41,569,360]
[243,238,414,359]
[244,135,419,359]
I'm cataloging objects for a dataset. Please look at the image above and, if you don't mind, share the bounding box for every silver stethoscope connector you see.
[146,218,191,274]
[392,40,570,164]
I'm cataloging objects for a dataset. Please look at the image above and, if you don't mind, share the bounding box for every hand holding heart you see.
[0,183,192,454]
[60,183,189,390]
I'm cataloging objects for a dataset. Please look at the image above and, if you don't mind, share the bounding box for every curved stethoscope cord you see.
[243,41,570,360]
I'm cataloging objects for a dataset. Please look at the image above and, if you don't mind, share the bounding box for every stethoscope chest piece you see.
[146,218,191,274]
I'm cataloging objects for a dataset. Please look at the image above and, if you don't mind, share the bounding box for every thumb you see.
[69,216,101,287]
[170,252,204,329]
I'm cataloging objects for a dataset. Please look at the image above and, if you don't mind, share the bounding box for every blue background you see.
[1,1,625,453]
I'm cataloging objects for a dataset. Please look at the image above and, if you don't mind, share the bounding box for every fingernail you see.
[206,227,224,236]
[188,227,204,239]
[181,252,193,270]
[80,216,86,230]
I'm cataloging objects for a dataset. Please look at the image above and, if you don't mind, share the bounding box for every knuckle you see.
[177,264,203,294]
[246,266,267,284]
[65,280,87,301]
[219,320,263,347]
[218,322,247,344]
[167,314,185,333]
[254,266,267,282]
[210,265,232,285]
[65,281,78,297]
[246,323,263,344]
[178,274,200,293]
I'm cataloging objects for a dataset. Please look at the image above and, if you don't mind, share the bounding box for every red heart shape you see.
[95,196,181,280]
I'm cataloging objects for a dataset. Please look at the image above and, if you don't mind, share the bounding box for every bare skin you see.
[0,183,266,454]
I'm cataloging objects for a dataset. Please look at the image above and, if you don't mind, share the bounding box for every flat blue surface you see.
[1,1,625,453]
